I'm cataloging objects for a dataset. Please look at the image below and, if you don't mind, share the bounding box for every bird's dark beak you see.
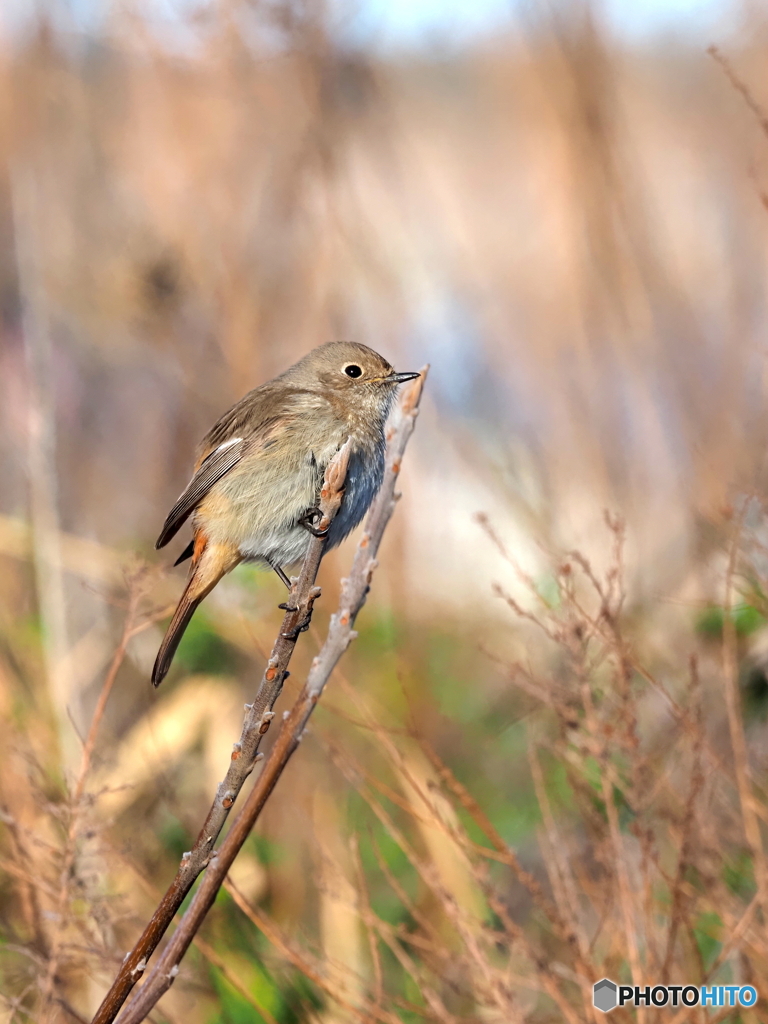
[385,371,420,384]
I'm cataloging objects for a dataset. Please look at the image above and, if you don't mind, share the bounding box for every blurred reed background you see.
[3,0,768,1020]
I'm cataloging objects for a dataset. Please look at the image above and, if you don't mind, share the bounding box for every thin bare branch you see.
[107,371,427,1023]
[91,441,352,1023]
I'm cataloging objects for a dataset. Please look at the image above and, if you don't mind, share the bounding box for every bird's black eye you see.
[344,364,363,379]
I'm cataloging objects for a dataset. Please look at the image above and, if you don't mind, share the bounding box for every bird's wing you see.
[156,385,332,551]
[155,436,248,549]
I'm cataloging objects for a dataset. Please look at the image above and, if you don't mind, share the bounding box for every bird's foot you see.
[299,506,329,538]
[281,611,313,640]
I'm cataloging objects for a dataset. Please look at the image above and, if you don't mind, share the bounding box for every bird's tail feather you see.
[152,536,241,687]
[152,579,202,687]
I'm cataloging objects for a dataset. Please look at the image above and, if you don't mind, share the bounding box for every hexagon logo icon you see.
[593,979,618,1013]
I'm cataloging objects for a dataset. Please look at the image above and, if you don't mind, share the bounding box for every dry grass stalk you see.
[231,508,768,1022]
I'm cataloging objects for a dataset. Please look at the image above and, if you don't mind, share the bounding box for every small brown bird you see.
[152,342,419,686]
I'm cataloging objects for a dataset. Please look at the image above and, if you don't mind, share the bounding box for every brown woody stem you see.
[93,371,426,1024]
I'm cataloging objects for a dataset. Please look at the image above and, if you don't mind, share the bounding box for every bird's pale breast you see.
[194,435,384,568]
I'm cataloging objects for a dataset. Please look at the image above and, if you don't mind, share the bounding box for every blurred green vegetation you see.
[175,612,240,678]
[696,602,766,639]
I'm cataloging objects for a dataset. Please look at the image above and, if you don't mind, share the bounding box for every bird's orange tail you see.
[152,535,241,687]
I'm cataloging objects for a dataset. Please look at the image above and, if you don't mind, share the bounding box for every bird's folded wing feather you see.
[155,437,248,549]
[155,385,331,551]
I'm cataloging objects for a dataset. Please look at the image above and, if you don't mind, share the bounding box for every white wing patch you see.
[214,437,243,452]
[155,436,247,548]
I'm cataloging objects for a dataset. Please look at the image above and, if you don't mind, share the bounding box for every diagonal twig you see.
[112,369,427,1023]
[92,441,353,1023]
